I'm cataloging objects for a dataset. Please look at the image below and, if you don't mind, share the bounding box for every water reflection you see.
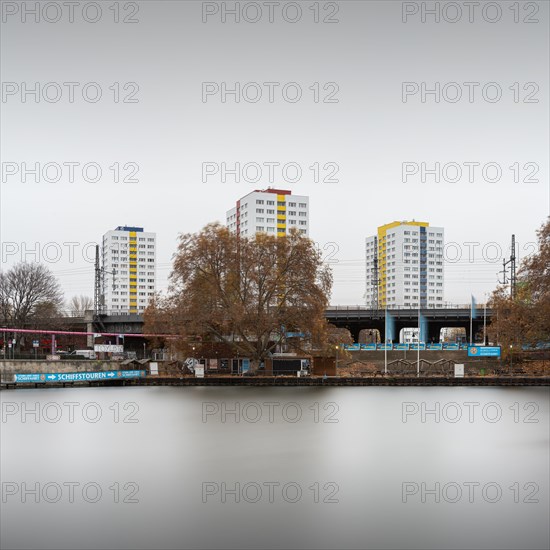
[1,387,548,549]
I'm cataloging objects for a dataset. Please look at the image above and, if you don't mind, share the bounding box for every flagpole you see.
[384,297,387,375]
[470,299,473,346]
[483,299,487,346]
[417,291,420,378]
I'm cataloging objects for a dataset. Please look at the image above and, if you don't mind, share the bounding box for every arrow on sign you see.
[107,372,115,378]
[46,375,56,380]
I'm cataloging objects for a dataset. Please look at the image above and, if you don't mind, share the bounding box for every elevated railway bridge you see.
[325,305,493,342]
[92,304,492,343]
[5,305,493,349]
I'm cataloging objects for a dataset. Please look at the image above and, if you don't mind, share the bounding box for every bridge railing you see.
[97,310,146,317]
[327,303,488,311]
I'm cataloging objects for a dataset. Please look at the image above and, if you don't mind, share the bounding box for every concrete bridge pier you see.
[84,311,94,348]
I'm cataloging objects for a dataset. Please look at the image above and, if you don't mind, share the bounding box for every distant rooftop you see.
[253,188,292,195]
[237,188,295,202]
[115,226,144,232]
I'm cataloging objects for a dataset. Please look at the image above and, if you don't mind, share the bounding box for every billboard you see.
[14,370,146,383]
[468,346,501,357]
[94,344,124,353]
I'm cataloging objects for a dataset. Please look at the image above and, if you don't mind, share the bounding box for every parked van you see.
[69,350,97,359]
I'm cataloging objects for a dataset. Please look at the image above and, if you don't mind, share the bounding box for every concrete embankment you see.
[1,359,548,389]
[1,376,549,389]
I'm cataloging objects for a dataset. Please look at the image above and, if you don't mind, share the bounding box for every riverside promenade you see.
[1,358,548,389]
[1,374,549,389]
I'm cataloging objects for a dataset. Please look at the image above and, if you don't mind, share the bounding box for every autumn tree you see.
[142,294,189,352]
[0,263,64,330]
[488,218,550,352]
[144,224,333,370]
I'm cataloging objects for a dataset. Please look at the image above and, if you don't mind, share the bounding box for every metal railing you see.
[327,303,487,311]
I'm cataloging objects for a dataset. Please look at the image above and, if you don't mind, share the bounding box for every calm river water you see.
[1,386,549,549]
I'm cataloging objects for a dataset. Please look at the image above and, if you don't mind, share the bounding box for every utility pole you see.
[94,244,116,319]
[94,245,102,317]
[498,234,517,299]
[367,236,379,310]
[510,234,516,300]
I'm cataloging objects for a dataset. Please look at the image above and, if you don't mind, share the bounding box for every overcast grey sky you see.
[1,0,548,305]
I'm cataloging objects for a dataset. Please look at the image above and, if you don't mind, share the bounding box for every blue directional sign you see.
[395,343,409,351]
[409,343,426,351]
[14,370,146,383]
[14,373,44,383]
[361,343,377,351]
[427,343,443,350]
[344,344,360,351]
[377,344,393,350]
[443,343,460,350]
[468,346,501,357]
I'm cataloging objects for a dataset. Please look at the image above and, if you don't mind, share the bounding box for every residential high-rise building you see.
[365,221,444,309]
[102,226,156,314]
[226,188,309,237]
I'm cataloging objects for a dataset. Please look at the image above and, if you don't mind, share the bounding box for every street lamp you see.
[510,344,513,373]
[335,345,339,369]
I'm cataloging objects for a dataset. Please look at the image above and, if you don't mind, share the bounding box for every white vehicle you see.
[70,350,97,359]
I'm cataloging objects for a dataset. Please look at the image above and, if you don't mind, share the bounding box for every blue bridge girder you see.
[84,306,493,343]
[325,306,493,343]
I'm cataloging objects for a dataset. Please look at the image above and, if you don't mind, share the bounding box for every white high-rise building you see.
[365,220,444,309]
[226,188,309,237]
[102,226,156,314]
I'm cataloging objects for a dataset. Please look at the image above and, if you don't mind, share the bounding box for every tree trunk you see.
[249,358,261,373]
